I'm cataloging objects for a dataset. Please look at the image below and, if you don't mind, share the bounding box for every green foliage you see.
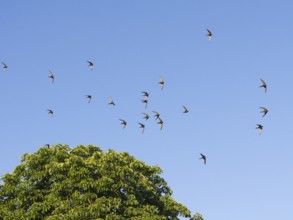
[0,145,203,220]
[191,213,204,220]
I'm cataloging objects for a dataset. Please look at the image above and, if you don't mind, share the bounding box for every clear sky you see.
[1,1,293,219]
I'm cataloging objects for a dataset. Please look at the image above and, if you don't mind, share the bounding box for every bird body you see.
[142,91,149,99]
[47,109,53,116]
[87,61,94,71]
[85,95,92,103]
[183,105,189,113]
[260,79,267,93]
[256,124,263,135]
[152,111,160,120]
[49,71,55,83]
[142,99,148,109]
[119,119,127,129]
[157,118,164,130]
[158,76,164,90]
[199,153,206,165]
[138,123,145,133]
[1,62,7,71]
[142,113,150,120]
[259,107,268,117]
[108,96,115,106]
[206,29,212,41]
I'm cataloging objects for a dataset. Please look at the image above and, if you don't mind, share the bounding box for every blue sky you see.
[1,1,293,219]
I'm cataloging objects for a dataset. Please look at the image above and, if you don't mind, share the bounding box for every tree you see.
[0,144,203,220]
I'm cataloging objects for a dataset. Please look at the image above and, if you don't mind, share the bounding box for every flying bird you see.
[142,113,150,120]
[138,123,145,134]
[157,118,164,130]
[1,62,7,71]
[152,111,160,120]
[199,153,206,165]
[158,76,164,90]
[108,96,115,106]
[85,95,92,103]
[183,105,189,113]
[260,79,267,93]
[87,61,94,71]
[206,29,212,41]
[49,71,54,83]
[256,124,263,135]
[119,119,127,129]
[259,107,268,117]
[141,99,148,109]
[142,91,149,99]
[47,109,54,116]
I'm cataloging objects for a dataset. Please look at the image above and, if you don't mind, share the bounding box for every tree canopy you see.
[0,144,203,220]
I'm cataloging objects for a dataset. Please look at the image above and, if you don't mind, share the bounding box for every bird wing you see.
[138,123,145,131]
[256,124,262,129]
[259,107,267,111]
[260,79,267,89]
[87,61,93,66]
[2,62,7,68]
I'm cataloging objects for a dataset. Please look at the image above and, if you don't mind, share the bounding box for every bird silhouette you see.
[119,119,127,129]
[260,79,267,93]
[142,91,149,99]
[138,123,145,134]
[199,153,206,165]
[157,118,164,130]
[152,111,160,120]
[87,61,94,71]
[206,29,212,41]
[141,99,148,109]
[259,107,268,117]
[47,109,54,116]
[183,105,189,113]
[44,144,50,148]
[49,71,55,83]
[1,62,7,71]
[256,124,263,135]
[142,113,150,120]
[158,76,164,90]
[85,95,92,103]
[108,96,115,106]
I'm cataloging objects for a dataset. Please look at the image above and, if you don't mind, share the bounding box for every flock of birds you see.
[257,79,269,135]
[46,61,183,135]
[1,29,269,166]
